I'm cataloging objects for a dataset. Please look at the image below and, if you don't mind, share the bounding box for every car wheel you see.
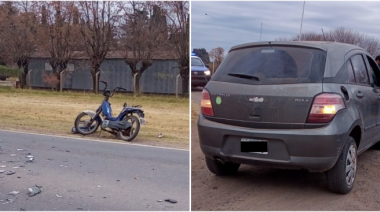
[205,157,240,176]
[326,136,357,194]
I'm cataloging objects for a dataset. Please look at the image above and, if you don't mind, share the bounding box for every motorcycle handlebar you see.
[100,81,127,98]
[109,86,127,97]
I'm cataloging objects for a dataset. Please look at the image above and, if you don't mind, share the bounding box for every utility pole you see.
[299,1,305,41]
[321,28,326,41]
[205,13,217,74]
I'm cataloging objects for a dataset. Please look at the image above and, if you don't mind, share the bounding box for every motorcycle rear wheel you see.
[74,112,100,135]
[118,115,140,141]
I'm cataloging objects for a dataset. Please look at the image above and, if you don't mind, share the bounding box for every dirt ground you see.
[191,89,380,211]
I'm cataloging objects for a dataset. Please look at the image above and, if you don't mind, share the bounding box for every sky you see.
[191,1,380,55]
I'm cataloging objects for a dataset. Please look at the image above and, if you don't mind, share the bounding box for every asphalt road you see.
[0,130,189,211]
[191,88,380,211]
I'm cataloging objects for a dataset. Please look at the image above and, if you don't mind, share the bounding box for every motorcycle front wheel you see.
[118,115,140,141]
[74,112,100,135]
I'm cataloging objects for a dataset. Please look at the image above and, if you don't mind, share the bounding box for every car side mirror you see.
[205,65,210,68]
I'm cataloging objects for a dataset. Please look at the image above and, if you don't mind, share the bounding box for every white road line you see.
[0,129,189,152]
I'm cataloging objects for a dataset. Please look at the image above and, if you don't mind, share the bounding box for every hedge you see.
[0,65,23,78]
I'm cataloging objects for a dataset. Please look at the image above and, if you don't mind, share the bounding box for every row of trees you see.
[0,1,189,95]
[276,27,380,57]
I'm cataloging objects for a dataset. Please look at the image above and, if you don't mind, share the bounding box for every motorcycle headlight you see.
[204,70,211,76]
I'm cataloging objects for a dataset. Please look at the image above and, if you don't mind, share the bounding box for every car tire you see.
[205,157,240,176]
[326,136,357,194]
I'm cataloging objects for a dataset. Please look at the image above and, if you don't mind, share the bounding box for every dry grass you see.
[191,101,200,123]
[0,87,189,149]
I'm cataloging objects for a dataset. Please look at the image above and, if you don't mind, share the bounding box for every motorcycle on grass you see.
[72,81,146,141]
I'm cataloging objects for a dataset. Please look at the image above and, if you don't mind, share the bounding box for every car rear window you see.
[212,46,327,85]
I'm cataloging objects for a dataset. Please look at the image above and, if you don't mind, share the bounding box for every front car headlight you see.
[204,70,211,76]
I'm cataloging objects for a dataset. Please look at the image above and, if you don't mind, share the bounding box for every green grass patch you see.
[0,87,189,149]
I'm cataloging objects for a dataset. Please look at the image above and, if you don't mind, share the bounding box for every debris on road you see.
[0,165,6,168]
[165,199,178,204]
[2,198,15,204]
[134,177,140,180]
[17,149,24,151]
[9,191,20,196]
[0,170,5,173]
[158,133,164,138]
[56,194,63,198]
[97,185,102,188]
[28,185,42,197]
[157,200,163,202]
[10,154,16,157]
[5,170,16,175]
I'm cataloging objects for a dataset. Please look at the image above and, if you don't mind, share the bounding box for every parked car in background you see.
[191,55,211,87]
[198,41,380,194]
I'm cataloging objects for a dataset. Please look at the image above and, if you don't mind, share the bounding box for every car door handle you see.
[356,91,363,98]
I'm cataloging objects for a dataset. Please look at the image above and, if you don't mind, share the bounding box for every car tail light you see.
[201,89,214,116]
[306,93,345,123]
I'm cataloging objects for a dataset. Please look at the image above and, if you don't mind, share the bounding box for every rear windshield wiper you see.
[227,72,260,81]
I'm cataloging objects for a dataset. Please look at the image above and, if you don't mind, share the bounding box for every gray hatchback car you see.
[198,41,380,194]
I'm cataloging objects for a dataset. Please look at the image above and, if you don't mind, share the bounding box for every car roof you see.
[229,41,368,78]
[230,41,364,53]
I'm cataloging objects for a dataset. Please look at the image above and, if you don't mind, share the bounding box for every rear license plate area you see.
[241,138,268,154]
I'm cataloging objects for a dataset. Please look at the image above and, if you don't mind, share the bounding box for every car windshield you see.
[191,58,204,66]
[212,46,327,85]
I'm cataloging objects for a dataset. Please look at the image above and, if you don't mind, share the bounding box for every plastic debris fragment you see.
[56,194,63,198]
[5,170,16,175]
[28,185,42,197]
[8,191,19,196]
[165,199,177,204]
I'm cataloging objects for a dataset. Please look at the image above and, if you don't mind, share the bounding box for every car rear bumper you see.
[197,111,353,172]
[191,75,211,87]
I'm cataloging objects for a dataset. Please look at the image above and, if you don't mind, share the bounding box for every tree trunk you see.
[181,75,189,96]
[133,73,141,95]
[55,73,61,91]
[18,59,29,89]
[91,65,100,93]
[180,66,189,96]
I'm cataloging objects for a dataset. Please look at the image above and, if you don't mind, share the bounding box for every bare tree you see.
[277,27,380,57]
[118,1,167,94]
[0,1,38,87]
[36,1,80,90]
[164,1,189,96]
[78,1,119,93]
[209,47,224,73]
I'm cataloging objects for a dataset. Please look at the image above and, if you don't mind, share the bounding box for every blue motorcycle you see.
[73,81,146,141]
